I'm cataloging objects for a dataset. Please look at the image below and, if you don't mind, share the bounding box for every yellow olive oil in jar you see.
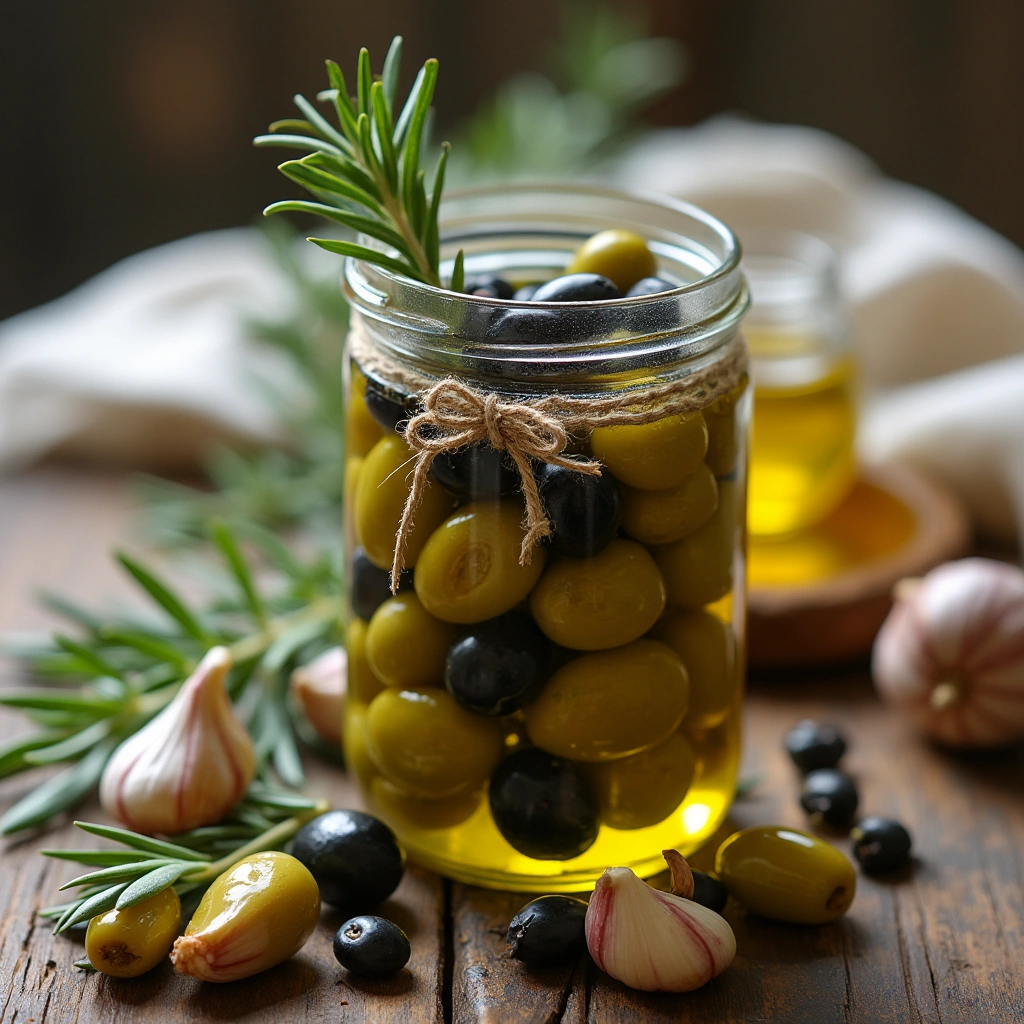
[342,185,750,891]
[743,232,856,537]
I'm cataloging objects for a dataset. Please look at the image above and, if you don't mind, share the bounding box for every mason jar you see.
[341,184,750,891]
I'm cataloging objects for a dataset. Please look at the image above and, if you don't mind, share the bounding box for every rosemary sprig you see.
[40,788,328,932]
[256,36,459,288]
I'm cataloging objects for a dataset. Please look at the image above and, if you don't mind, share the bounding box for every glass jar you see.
[742,229,856,538]
[341,184,750,891]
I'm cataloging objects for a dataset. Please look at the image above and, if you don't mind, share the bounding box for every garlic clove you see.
[585,857,736,993]
[99,646,256,835]
[290,646,346,745]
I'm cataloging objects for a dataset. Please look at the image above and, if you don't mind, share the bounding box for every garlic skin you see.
[289,646,346,745]
[585,864,736,993]
[100,646,256,834]
[873,558,1024,747]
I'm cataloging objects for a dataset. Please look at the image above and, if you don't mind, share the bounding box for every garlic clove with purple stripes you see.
[585,854,736,993]
[99,646,255,835]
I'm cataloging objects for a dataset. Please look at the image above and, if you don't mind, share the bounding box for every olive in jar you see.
[365,594,458,689]
[355,435,455,571]
[414,502,546,624]
[343,701,376,789]
[365,686,504,798]
[371,777,483,831]
[619,463,718,546]
[703,376,747,477]
[566,229,657,294]
[537,462,620,558]
[429,442,519,500]
[525,639,689,761]
[346,618,385,705]
[590,413,708,491]
[529,539,665,651]
[347,367,385,457]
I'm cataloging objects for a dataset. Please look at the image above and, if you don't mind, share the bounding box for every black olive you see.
[364,376,417,433]
[851,817,912,873]
[484,306,567,344]
[291,810,405,913]
[462,273,514,299]
[799,769,859,830]
[513,283,542,301]
[445,613,550,716]
[506,895,588,965]
[625,276,675,297]
[333,915,411,976]
[784,720,847,772]
[489,748,600,860]
[537,462,620,558]
[690,870,729,914]
[429,442,519,499]
[351,546,413,620]
[531,273,621,303]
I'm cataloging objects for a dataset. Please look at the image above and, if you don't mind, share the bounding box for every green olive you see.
[414,502,546,624]
[343,701,376,789]
[347,366,385,457]
[654,480,737,609]
[704,375,748,476]
[586,730,696,830]
[365,686,504,797]
[86,888,181,977]
[653,610,737,729]
[620,463,718,545]
[371,776,483,830]
[715,826,857,924]
[355,434,455,571]
[590,413,708,491]
[566,229,657,293]
[365,594,458,688]
[525,639,689,761]
[347,617,386,704]
[529,539,665,650]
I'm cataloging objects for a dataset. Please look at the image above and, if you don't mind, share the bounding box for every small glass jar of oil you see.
[742,231,856,537]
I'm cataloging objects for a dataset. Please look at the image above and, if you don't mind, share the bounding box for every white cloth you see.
[2,118,1024,540]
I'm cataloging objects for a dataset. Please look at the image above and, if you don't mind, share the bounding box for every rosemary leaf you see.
[381,35,403,113]
[356,47,372,118]
[306,237,428,280]
[278,160,385,219]
[210,519,266,626]
[253,133,344,157]
[0,732,69,779]
[303,152,382,202]
[263,202,414,264]
[401,58,438,223]
[393,65,425,149]
[371,82,398,192]
[57,882,130,933]
[324,62,360,144]
[116,863,190,909]
[22,719,113,766]
[0,691,122,714]
[98,629,191,670]
[41,849,156,867]
[73,822,212,862]
[59,859,175,892]
[291,93,351,153]
[451,249,466,292]
[116,553,211,645]
[74,959,97,972]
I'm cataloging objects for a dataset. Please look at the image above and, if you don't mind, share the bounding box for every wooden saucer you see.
[747,464,971,668]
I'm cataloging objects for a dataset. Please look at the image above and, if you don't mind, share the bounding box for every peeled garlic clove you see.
[171,851,320,982]
[290,646,346,745]
[99,646,256,835]
[873,557,1024,747]
[585,857,736,993]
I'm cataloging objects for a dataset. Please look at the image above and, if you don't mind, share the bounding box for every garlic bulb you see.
[100,646,256,834]
[289,646,346,745]
[873,558,1024,747]
[585,854,736,993]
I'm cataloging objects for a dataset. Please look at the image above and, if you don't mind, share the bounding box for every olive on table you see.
[619,463,718,546]
[506,895,589,965]
[363,375,417,432]
[463,273,515,299]
[488,747,600,859]
[715,825,857,924]
[703,376,747,477]
[343,701,377,789]
[365,686,504,798]
[333,915,411,977]
[292,809,405,914]
[626,276,675,297]
[851,817,913,873]
[800,769,859,830]
[429,442,519,499]
[525,639,689,762]
[654,480,737,609]
[590,413,708,491]
[586,730,696,830]
[85,888,181,978]
[351,546,413,620]
[566,229,657,294]
[445,613,550,716]
[346,617,385,705]
[414,502,547,624]
[652,610,737,730]
[690,871,729,915]
[355,434,455,571]
[531,272,622,302]
[784,720,847,773]
[529,539,665,650]
[347,367,385,457]
[365,594,458,689]
[371,777,483,831]
[537,462,620,558]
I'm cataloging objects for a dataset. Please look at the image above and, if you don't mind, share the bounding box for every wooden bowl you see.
[747,464,971,668]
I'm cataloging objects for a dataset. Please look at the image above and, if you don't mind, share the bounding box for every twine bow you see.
[391,377,601,589]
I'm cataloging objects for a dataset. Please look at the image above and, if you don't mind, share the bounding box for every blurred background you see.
[3,0,1023,321]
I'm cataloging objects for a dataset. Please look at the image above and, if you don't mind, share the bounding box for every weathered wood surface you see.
[2,468,1023,1023]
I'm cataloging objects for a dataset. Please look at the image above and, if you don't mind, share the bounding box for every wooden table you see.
[2,468,1023,1023]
